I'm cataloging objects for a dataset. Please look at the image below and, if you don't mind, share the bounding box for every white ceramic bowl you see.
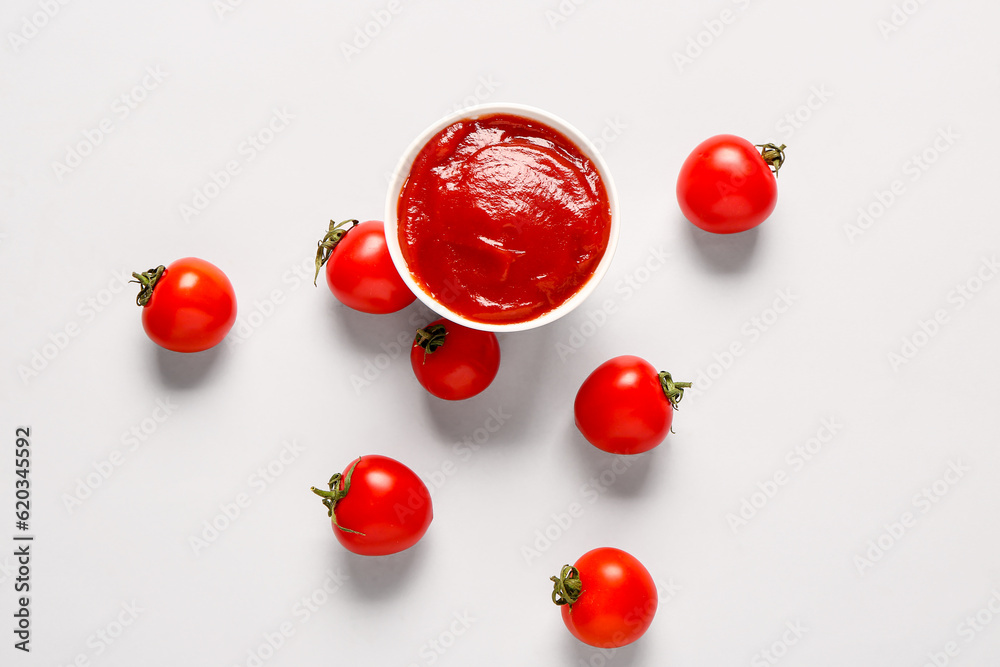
[384,103,620,333]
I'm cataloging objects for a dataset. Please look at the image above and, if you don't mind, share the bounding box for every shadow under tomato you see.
[322,296,436,358]
[337,539,428,601]
[683,215,761,274]
[564,418,659,499]
[565,630,647,667]
[422,388,507,441]
[419,322,560,451]
[153,343,226,389]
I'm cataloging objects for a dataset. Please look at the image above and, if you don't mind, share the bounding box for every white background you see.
[2,1,1000,665]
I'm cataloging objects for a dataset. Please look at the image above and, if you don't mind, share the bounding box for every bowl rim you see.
[384,102,620,333]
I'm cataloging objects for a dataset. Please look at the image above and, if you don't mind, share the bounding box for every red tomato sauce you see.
[397,113,612,324]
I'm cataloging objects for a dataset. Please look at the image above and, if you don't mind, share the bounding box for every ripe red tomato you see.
[311,455,432,557]
[410,318,500,400]
[133,257,237,353]
[314,219,415,314]
[574,355,690,454]
[676,134,785,234]
[551,547,658,648]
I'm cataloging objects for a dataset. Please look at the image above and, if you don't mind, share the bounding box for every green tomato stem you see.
[313,219,359,286]
[756,143,787,175]
[131,265,165,307]
[310,458,365,535]
[658,371,692,410]
[414,324,448,362]
[550,565,582,607]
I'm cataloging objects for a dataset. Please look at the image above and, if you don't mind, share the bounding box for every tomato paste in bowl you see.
[386,104,619,332]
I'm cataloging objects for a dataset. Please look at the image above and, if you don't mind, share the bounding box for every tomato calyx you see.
[310,458,365,535]
[313,219,360,285]
[414,324,448,362]
[130,265,166,307]
[658,371,692,410]
[551,565,582,606]
[756,143,787,175]
[659,371,692,435]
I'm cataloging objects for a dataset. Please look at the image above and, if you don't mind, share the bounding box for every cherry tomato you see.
[133,257,237,353]
[676,134,786,234]
[311,455,432,557]
[551,547,658,649]
[410,318,500,400]
[314,219,415,314]
[574,355,690,454]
